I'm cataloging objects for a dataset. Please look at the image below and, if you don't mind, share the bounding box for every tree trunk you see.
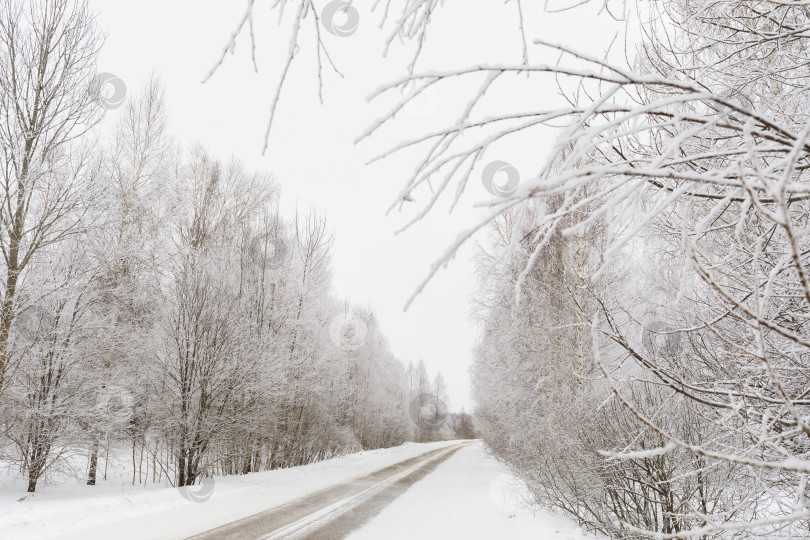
[87,436,99,485]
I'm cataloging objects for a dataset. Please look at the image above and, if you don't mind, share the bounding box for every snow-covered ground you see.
[0,441,598,539]
[348,442,596,540]
[0,441,455,540]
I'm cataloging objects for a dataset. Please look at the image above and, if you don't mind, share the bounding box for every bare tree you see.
[211,1,810,535]
[86,77,170,485]
[0,0,101,395]
[9,238,94,493]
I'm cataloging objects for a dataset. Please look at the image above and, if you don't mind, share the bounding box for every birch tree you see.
[86,77,170,485]
[0,0,101,398]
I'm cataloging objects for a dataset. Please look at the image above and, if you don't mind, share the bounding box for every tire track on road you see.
[186,442,468,540]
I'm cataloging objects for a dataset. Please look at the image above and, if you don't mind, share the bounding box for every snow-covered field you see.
[0,441,597,539]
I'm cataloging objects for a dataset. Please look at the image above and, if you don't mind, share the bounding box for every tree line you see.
[213,0,810,536]
[0,0,464,496]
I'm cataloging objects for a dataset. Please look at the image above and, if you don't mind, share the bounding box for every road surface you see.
[186,443,468,540]
[2,441,592,540]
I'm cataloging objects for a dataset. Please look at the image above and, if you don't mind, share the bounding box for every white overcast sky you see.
[87,0,621,409]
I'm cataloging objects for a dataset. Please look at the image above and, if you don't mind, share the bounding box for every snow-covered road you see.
[1,441,595,539]
[187,443,466,539]
[346,442,592,540]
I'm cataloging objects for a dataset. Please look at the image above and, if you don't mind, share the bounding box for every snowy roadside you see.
[347,441,602,540]
[0,440,457,540]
